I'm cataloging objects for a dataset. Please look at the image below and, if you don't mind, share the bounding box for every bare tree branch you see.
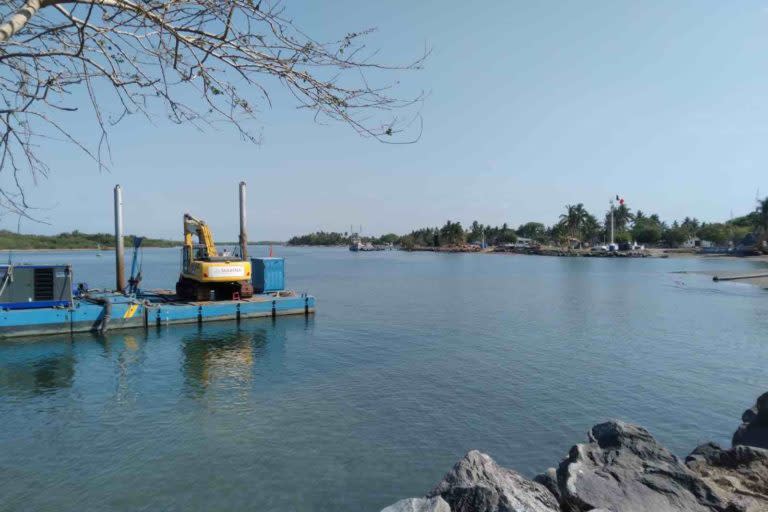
[0,0,427,215]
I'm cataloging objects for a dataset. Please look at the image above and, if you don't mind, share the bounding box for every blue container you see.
[251,257,285,293]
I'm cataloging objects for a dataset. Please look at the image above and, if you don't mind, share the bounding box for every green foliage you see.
[439,220,465,246]
[287,231,348,246]
[288,195,768,250]
[631,216,663,245]
[696,223,729,245]
[729,225,752,243]
[547,222,568,245]
[558,204,601,243]
[401,227,439,248]
[467,221,516,245]
[516,222,546,241]
[613,231,631,244]
[604,204,634,234]
[729,212,760,229]
[0,230,177,250]
[662,227,689,248]
[632,224,662,244]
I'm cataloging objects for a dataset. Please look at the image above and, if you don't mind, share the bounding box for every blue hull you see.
[0,292,316,338]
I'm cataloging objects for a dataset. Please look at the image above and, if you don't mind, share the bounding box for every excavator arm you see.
[183,213,218,259]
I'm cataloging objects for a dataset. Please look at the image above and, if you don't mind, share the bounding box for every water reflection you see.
[0,341,76,396]
[182,326,264,394]
[180,318,302,397]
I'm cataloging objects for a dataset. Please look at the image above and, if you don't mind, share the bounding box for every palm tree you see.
[559,203,590,246]
[581,213,601,243]
[756,197,768,254]
[613,204,634,232]
[758,197,768,232]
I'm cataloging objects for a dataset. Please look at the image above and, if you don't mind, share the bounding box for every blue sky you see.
[10,1,768,240]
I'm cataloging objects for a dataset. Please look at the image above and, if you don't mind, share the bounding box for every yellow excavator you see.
[175,213,253,301]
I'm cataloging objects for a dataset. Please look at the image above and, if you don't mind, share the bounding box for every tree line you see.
[0,230,178,250]
[288,197,768,249]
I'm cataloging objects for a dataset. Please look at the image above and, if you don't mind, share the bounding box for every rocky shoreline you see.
[382,391,768,512]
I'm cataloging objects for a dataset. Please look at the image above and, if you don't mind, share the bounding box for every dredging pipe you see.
[114,185,126,292]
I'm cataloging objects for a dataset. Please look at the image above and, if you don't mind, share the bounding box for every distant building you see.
[682,237,713,249]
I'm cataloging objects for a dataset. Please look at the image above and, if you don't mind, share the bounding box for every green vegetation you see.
[287,231,348,246]
[287,231,398,246]
[288,195,768,252]
[0,230,178,250]
[516,222,546,241]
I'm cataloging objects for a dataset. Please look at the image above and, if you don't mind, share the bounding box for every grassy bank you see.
[0,230,179,250]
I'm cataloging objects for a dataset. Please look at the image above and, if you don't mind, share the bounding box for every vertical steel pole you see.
[239,181,248,260]
[114,185,126,292]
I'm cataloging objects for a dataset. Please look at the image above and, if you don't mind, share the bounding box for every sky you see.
[7,1,768,241]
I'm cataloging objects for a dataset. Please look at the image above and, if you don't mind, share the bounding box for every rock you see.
[426,450,560,512]
[554,421,728,512]
[380,496,451,512]
[533,467,562,504]
[686,442,768,512]
[732,392,768,449]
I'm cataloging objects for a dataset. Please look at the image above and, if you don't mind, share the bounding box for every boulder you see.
[686,442,768,512]
[732,392,768,449]
[533,467,562,504]
[380,496,451,512]
[426,450,559,512]
[554,421,728,512]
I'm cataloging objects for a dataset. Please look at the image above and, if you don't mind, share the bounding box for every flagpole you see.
[610,199,615,245]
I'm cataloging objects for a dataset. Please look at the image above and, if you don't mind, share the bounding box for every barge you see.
[0,183,316,339]
[0,285,315,338]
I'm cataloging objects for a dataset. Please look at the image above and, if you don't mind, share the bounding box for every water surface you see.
[1,248,767,511]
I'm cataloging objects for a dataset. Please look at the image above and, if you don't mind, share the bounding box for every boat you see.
[0,183,316,338]
[349,231,391,252]
[349,233,363,252]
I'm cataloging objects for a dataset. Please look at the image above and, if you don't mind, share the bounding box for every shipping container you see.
[250,257,285,293]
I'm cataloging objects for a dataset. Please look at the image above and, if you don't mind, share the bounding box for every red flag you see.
[269,245,273,257]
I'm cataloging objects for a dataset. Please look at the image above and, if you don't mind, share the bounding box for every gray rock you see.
[554,420,728,512]
[732,391,768,449]
[686,442,768,512]
[533,467,561,504]
[427,450,559,512]
[380,496,451,512]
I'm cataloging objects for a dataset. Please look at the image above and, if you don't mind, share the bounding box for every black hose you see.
[90,297,112,334]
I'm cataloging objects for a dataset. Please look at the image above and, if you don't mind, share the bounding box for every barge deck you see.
[0,290,315,338]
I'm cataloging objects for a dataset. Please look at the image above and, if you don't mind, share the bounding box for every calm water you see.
[1,247,767,511]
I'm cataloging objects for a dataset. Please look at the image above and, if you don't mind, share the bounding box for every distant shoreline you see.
[0,243,283,253]
[0,246,177,253]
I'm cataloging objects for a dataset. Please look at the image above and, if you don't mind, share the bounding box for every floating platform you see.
[0,290,315,339]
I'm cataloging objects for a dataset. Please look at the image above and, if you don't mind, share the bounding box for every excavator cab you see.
[176,213,253,301]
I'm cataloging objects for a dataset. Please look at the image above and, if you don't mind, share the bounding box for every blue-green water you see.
[1,247,767,511]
